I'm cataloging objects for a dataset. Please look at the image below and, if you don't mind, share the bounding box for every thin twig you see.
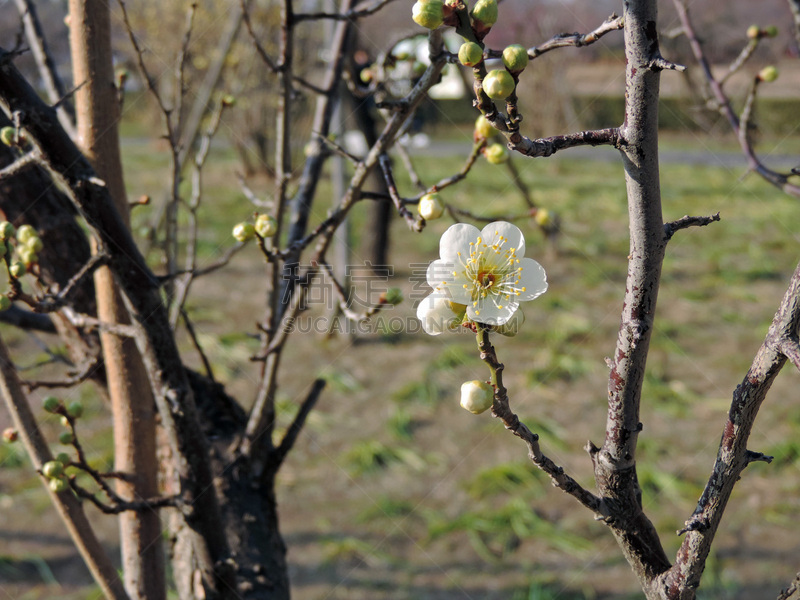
[378,153,422,231]
[663,212,721,240]
[0,150,38,180]
[476,328,607,516]
[267,379,326,473]
[294,0,396,22]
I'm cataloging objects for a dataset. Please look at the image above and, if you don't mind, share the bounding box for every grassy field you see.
[1,124,800,599]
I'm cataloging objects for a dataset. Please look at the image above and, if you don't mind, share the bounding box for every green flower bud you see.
[759,65,779,82]
[535,208,553,228]
[460,380,494,414]
[381,288,403,306]
[67,401,84,419]
[59,431,74,445]
[474,115,494,139]
[470,0,498,29]
[48,476,69,493]
[0,222,15,241]
[502,44,529,73]
[42,460,64,479]
[255,214,278,238]
[25,236,44,253]
[412,0,444,30]
[9,261,26,278]
[482,69,515,100]
[16,224,36,244]
[55,452,71,465]
[2,427,18,443]
[746,25,760,39]
[458,42,483,67]
[0,295,10,313]
[17,246,38,267]
[0,126,15,147]
[484,143,509,164]
[765,25,778,38]
[418,193,445,220]
[232,222,256,242]
[43,396,61,413]
[221,94,237,107]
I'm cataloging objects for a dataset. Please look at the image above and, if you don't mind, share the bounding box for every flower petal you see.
[416,291,465,335]
[426,259,455,289]
[467,298,518,326]
[480,221,525,256]
[426,259,473,305]
[439,223,481,262]
[516,258,548,301]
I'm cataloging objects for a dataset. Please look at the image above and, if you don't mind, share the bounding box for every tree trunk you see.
[68,3,165,599]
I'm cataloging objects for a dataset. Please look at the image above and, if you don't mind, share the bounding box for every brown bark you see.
[68,3,165,599]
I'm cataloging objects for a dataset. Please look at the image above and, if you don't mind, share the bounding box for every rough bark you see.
[68,3,165,598]
[590,0,672,595]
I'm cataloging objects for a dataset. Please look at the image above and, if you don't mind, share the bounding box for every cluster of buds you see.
[0,221,45,310]
[232,213,278,243]
[41,452,72,493]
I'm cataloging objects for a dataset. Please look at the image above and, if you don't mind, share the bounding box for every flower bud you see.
[482,69,515,100]
[0,222,15,241]
[474,115,494,139]
[759,65,779,82]
[765,25,778,38]
[16,225,36,244]
[25,236,44,253]
[0,126,15,147]
[49,476,69,493]
[418,193,445,220]
[381,288,403,306]
[494,308,524,337]
[17,246,38,267]
[470,0,498,30]
[502,44,529,73]
[460,380,494,414]
[60,416,70,427]
[484,143,509,164]
[59,431,74,445]
[67,401,84,419]
[43,396,61,413]
[412,0,444,30]
[0,295,10,312]
[534,208,553,228]
[746,25,760,39]
[221,94,237,107]
[55,452,71,465]
[8,261,26,278]
[458,42,484,67]
[255,214,278,238]
[2,427,18,443]
[42,460,64,479]
[232,222,256,242]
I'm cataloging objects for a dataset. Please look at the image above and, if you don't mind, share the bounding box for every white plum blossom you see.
[424,221,547,327]
[415,290,466,335]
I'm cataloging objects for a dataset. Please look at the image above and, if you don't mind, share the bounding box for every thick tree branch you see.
[658,261,800,597]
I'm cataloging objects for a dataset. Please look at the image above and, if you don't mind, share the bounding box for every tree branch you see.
[663,213,721,241]
[0,334,129,600]
[658,261,800,595]
[267,378,326,474]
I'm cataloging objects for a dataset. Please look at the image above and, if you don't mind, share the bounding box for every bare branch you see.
[61,307,139,338]
[778,571,800,600]
[510,127,621,158]
[267,379,326,473]
[476,328,607,516]
[294,0,396,22]
[778,338,800,373]
[0,149,38,179]
[663,212,721,241]
[378,153,423,231]
[526,14,625,59]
